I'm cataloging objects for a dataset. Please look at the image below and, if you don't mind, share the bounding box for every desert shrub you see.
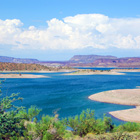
[115,122,140,132]
[0,110,25,139]
[0,81,41,139]
[62,109,114,137]
[109,132,132,140]
[0,83,25,139]
[84,132,133,140]
[25,114,68,140]
[95,115,114,134]
[16,106,41,121]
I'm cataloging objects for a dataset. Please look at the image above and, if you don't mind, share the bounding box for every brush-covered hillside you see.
[0,62,74,71]
[0,62,53,71]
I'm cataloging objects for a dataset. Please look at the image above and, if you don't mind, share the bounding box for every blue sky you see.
[0,0,140,60]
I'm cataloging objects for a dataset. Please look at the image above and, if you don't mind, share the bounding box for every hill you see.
[0,62,75,72]
[92,57,140,67]
[67,55,140,68]
[0,62,52,71]
[0,56,39,63]
[69,55,117,63]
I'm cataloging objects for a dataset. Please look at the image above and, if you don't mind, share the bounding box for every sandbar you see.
[109,107,140,123]
[0,74,48,78]
[64,70,125,75]
[64,69,140,76]
[89,89,140,122]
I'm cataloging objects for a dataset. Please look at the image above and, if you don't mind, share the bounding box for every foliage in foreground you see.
[1,81,140,140]
[62,109,114,136]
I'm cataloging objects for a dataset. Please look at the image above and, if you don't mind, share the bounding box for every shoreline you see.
[89,89,140,122]
[109,106,140,123]
[0,74,49,78]
[64,72,125,75]
[64,70,125,75]
[1,68,140,74]
[0,69,76,73]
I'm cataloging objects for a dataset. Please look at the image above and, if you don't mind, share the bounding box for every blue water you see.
[1,70,140,125]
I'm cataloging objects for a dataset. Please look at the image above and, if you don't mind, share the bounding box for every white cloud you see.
[0,14,140,50]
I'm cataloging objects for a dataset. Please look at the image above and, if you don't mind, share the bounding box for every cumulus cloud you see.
[0,14,140,50]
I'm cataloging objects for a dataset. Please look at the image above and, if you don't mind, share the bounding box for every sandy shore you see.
[2,69,140,74]
[0,69,76,73]
[64,70,125,75]
[64,69,140,75]
[109,106,140,123]
[89,89,140,122]
[89,89,140,106]
[0,74,48,78]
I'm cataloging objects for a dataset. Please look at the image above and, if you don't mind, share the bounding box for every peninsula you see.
[89,89,140,122]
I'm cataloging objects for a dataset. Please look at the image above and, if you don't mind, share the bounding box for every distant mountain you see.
[92,57,140,67]
[67,56,140,68]
[69,55,117,63]
[0,55,140,68]
[0,56,39,63]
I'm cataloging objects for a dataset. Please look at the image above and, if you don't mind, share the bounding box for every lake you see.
[1,70,140,125]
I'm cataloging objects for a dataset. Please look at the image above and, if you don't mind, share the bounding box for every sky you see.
[0,0,140,60]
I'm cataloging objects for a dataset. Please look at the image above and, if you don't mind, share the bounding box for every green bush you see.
[89,132,133,140]
[62,109,114,137]
[0,81,41,139]
[16,106,41,121]
[109,132,132,140]
[25,114,68,140]
[115,122,140,132]
[0,110,25,139]
[0,86,25,139]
